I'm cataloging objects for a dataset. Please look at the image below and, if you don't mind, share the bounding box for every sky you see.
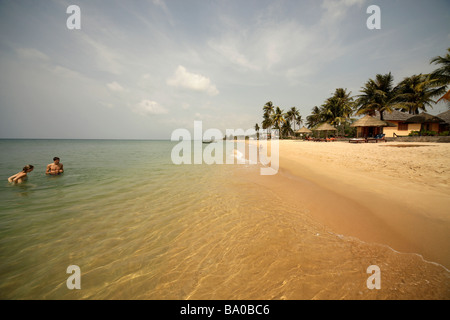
[0,0,449,139]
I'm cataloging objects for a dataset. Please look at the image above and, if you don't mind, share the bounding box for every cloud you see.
[77,34,125,75]
[208,38,260,71]
[16,48,50,62]
[107,81,126,92]
[167,65,219,96]
[320,0,366,24]
[133,99,168,115]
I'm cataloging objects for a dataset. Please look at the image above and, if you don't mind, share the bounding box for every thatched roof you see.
[314,123,337,131]
[374,110,411,121]
[405,112,445,124]
[350,115,390,127]
[437,110,450,125]
[296,127,312,133]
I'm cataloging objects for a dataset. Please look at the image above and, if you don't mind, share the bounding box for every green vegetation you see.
[409,130,450,137]
[259,48,450,138]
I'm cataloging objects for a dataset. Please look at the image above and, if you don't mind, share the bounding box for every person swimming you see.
[8,165,34,183]
[46,157,64,175]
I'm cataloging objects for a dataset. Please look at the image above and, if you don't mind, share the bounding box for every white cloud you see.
[153,0,168,12]
[107,81,126,92]
[208,38,260,71]
[133,99,168,115]
[137,73,153,89]
[167,65,219,96]
[16,48,50,62]
[77,34,125,75]
[99,101,114,108]
[320,0,366,24]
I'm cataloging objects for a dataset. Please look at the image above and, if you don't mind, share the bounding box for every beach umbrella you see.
[295,127,312,134]
[314,123,337,131]
[313,122,337,138]
[295,126,312,139]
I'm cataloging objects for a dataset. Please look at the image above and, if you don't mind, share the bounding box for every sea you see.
[0,139,448,299]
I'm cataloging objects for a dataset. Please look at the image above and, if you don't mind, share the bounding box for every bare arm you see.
[59,164,64,173]
[46,164,51,175]
[9,172,26,183]
[8,173,18,182]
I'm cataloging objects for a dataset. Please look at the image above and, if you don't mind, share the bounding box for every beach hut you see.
[296,127,313,140]
[313,123,337,138]
[296,127,312,134]
[350,115,390,138]
[405,112,445,134]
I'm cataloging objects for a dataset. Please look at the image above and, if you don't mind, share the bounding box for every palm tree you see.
[429,48,450,103]
[321,88,354,136]
[393,74,446,114]
[262,101,275,137]
[286,107,301,133]
[430,48,450,87]
[272,107,286,139]
[254,123,260,140]
[355,72,396,120]
[262,112,273,138]
[263,101,275,116]
[281,119,294,138]
[306,106,322,129]
[295,113,303,130]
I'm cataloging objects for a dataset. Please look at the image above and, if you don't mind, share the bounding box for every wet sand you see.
[252,140,450,269]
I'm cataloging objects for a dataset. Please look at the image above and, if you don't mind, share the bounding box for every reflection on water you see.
[0,140,448,299]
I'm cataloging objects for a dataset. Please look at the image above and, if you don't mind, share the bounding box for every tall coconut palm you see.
[295,113,303,130]
[254,123,260,140]
[286,107,301,132]
[430,48,450,87]
[262,101,275,136]
[281,119,294,138]
[430,48,450,104]
[394,74,446,114]
[306,106,322,129]
[355,72,397,120]
[263,101,275,116]
[262,112,273,138]
[321,88,354,136]
[272,107,286,139]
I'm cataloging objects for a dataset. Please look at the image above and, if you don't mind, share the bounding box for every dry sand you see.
[250,140,450,269]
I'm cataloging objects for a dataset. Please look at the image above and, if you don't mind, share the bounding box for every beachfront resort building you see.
[372,110,449,137]
[374,110,421,137]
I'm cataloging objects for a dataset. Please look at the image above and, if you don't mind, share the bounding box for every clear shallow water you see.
[0,140,448,299]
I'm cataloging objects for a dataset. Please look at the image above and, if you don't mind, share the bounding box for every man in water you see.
[46,157,64,175]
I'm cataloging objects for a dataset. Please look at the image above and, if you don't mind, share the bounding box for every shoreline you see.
[247,140,450,269]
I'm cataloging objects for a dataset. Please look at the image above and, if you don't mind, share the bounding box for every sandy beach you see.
[249,140,450,269]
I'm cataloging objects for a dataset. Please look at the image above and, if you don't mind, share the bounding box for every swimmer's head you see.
[53,157,60,164]
[23,165,34,172]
